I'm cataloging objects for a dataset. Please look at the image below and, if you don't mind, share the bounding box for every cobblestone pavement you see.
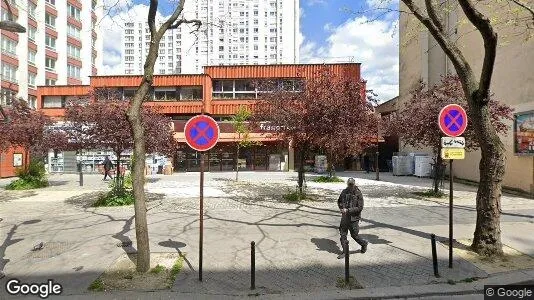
[0,172,531,297]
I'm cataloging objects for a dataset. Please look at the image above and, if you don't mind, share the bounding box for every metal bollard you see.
[79,171,83,186]
[431,234,440,278]
[344,241,350,283]
[251,241,255,290]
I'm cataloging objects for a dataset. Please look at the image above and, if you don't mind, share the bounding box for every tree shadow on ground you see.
[64,191,165,209]
[0,220,41,274]
[47,180,70,187]
[158,239,194,271]
[0,190,37,202]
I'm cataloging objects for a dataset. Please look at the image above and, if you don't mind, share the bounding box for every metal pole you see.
[199,151,205,281]
[79,170,83,186]
[344,241,349,283]
[430,234,440,277]
[375,151,379,181]
[449,159,453,268]
[251,241,255,290]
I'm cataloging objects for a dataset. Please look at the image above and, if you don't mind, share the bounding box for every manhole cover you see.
[25,242,76,259]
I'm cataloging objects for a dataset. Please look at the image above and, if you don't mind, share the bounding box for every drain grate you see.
[25,241,76,259]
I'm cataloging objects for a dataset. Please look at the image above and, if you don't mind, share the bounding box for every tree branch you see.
[148,0,158,37]
[169,18,202,30]
[402,0,475,89]
[424,0,444,32]
[457,0,498,101]
[510,0,534,21]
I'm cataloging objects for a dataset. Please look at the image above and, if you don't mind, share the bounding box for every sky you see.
[100,0,399,102]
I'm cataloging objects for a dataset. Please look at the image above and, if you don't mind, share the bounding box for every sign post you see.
[438,104,467,269]
[184,114,220,281]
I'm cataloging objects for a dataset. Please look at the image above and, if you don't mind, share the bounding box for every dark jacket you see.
[338,187,364,222]
[103,158,113,170]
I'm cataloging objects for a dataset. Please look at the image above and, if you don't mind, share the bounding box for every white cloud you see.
[300,16,399,102]
[99,3,166,75]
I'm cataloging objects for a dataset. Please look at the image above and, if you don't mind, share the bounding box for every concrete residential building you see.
[1,0,103,110]
[122,0,299,75]
[398,3,534,194]
[33,63,363,175]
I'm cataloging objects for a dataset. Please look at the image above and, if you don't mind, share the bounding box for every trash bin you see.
[158,165,163,174]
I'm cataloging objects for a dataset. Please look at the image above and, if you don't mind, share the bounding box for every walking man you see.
[102,156,113,181]
[338,177,368,258]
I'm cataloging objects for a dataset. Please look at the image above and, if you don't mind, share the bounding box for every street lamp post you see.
[375,112,380,181]
[0,0,26,33]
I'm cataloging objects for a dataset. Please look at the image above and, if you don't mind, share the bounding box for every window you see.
[125,29,134,34]
[178,86,203,100]
[123,88,136,99]
[68,4,81,20]
[67,24,81,39]
[28,50,36,65]
[45,35,56,49]
[45,57,56,71]
[28,96,37,109]
[92,0,97,10]
[125,56,134,61]
[45,13,56,28]
[43,96,66,108]
[0,89,17,106]
[1,37,17,56]
[45,0,55,5]
[28,73,36,88]
[125,49,134,55]
[28,26,36,41]
[67,64,81,79]
[1,9,14,22]
[28,1,37,19]
[45,78,56,86]
[154,87,176,101]
[67,44,81,59]
[1,63,17,83]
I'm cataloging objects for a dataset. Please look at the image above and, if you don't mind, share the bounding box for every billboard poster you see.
[514,111,534,155]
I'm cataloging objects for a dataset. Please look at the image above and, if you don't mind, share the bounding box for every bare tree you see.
[126,0,200,272]
[376,0,533,256]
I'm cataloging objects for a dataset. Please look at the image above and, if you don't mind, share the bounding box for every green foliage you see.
[284,190,307,202]
[313,176,344,183]
[6,160,48,190]
[88,279,104,291]
[168,256,184,287]
[232,106,262,148]
[150,264,165,274]
[93,188,134,207]
[414,189,446,198]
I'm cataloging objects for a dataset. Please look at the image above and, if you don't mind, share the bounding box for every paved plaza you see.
[0,171,533,299]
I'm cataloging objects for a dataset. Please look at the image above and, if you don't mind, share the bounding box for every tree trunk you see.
[127,79,152,273]
[433,148,443,194]
[236,142,240,181]
[470,98,505,256]
[115,151,122,189]
[297,149,306,194]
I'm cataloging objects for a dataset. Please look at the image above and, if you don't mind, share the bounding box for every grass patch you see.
[88,278,104,291]
[5,178,48,190]
[169,256,184,283]
[336,276,363,289]
[93,188,134,207]
[313,176,344,183]
[6,160,48,190]
[150,264,165,274]
[283,190,307,202]
[413,189,446,198]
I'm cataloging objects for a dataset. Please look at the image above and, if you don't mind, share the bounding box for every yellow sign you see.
[441,148,465,160]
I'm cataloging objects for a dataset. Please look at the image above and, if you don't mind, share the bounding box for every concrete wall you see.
[399,0,534,194]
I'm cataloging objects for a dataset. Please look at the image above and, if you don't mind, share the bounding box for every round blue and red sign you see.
[438,104,468,137]
[184,115,220,151]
